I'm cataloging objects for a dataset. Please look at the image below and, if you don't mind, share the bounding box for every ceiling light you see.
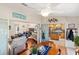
[41,8,52,17]
[41,11,50,17]
[40,4,52,17]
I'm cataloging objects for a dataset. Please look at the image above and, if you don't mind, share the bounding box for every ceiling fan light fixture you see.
[41,12,50,17]
[40,6,52,17]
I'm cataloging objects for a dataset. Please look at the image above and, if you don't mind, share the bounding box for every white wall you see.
[0,3,42,24]
[0,5,10,19]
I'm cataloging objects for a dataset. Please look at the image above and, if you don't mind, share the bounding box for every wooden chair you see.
[20,38,60,55]
[26,38,37,49]
[37,41,59,55]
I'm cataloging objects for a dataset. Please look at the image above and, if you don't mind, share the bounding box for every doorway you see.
[65,24,78,55]
[49,24,65,40]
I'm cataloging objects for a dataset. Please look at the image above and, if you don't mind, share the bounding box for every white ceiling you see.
[1,3,79,16]
[26,3,79,16]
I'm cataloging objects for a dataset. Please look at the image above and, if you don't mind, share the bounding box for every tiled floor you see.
[65,40,75,55]
[51,39,67,55]
[66,48,75,55]
[52,39,76,55]
[65,40,75,48]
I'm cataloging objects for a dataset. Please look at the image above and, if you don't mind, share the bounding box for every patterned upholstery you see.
[37,46,51,55]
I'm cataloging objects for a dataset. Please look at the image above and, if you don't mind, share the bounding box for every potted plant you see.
[74,36,79,46]
[31,47,37,55]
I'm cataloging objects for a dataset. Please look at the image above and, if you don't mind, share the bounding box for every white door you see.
[0,20,8,55]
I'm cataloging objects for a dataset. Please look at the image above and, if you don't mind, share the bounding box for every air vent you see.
[21,3,28,7]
